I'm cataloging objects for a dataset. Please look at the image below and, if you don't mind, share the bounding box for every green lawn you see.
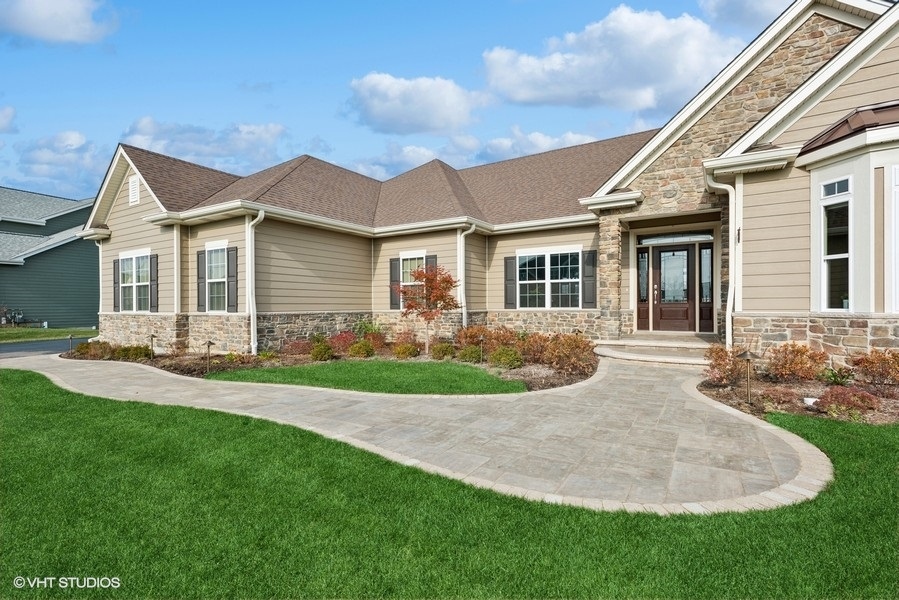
[0,327,95,344]
[1,368,897,599]
[207,360,528,394]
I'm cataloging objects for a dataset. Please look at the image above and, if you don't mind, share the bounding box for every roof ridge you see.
[120,144,239,178]
[237,155,312,202]
[0,185,77,202]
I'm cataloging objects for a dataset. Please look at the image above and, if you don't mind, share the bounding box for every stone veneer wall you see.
[486,310,606,340]
[732,312,899,366]
[595,15,858,341]
[98,314,189,353]
[257,312,373,350]
[186,314,252,354]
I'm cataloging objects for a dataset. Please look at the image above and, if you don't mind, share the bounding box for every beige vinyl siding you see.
[254,220,371,312]
[486,226,599,310]
[465,233,488,311]
[774,37,899,146]
[373,231,458,310]
[741,167,810,311]
[186,219,247,313]
[100,169,173,313]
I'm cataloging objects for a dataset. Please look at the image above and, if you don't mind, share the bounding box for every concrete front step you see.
[594,334,721,366]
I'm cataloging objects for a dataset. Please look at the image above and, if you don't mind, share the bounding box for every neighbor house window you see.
[113,249,157,313]
[822,177,850,310]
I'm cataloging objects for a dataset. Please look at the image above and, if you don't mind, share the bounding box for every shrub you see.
[393,329,418,346]
[703,345,747,386]
[816,386,880,421]
[853,349,899,386]
[393,343,420,359]
[488,346,523,369]
[764,342,827,382]
[327,330,357,355]
[457,345,483,363]
[352,319,383,337]
[455,326,517,354]
[544,334,597,376]
[282,339,313,355]
[310,342,334,361]
[430,342,455,360]
[758,386,801,406]
[820,366,855,386]
[516,332,551,365]
[309,332,327,345]
[363,332,387,351]
[258,350,278,361]
[73,341,114,360]
[347,339,375,358]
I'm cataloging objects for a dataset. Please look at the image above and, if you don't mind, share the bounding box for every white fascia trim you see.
[119,150,168,214]
[590,0,822,198]
[724,2,898,157]
[76,227,111,241]
[44,199,94,220]
[82,145,127,229]
[491,213,598,234]
[703,146,803,183]
[374,216,492,237]
[795,125,899,168]
[0,216,45,226]
[0,259,24,265]
[579,190,644,213]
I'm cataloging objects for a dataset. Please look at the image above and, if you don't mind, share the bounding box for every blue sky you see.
[0,0,791,199]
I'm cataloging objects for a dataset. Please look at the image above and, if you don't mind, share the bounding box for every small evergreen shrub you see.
[457,345,483,363]
[327,330,357,355]
[347,339,375,358]
[544,334,597,376]
[352,319,383,337]
[430,342,455,360]
[392,343,420,359]
[764,342,827,382]
[816,386,880,420]
[704,345,748,386]
[309,332,327,345]
[113,344,152,361]
[820,366,855,386]
[310,342,334,361]
[853,349,899,386]
[488,346,523,369]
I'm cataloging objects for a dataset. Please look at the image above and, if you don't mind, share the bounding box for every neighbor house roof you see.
[0,225,85,265]
[0,186,92,225]
[113,129,657,231]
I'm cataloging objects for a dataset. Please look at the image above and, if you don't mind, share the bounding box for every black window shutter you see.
[582,249,597,309]
[112,259,120,312]
[504,256,517,309]
[196,250,206,312]
[227,247,238,313]
[149,254,159,312]
[389,258,400,310]
[425,254,437,269]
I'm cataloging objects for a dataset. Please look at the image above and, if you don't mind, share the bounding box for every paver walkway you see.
[0,354,832,515]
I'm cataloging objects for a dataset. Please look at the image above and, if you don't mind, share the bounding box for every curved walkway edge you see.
[0,354,833,516]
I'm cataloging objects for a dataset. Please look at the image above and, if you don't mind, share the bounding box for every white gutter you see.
[246,210,265,354]
[457,223,477,327]
[705,172,736,349]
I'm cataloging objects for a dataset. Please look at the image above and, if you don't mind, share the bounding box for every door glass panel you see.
[638,250,649,303]
[660,250,688,303]
[700,247,712,303]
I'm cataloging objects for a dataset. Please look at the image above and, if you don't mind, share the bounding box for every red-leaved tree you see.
[393,264,460,354]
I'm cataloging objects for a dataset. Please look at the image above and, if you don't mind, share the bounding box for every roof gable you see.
[377,160,484,227]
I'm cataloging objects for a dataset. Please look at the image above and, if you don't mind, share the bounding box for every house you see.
[0,186,98,327]
[79,0,899,362]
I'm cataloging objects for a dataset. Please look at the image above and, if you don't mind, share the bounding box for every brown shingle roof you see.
[120,145,240,212]
[121,128,657,229]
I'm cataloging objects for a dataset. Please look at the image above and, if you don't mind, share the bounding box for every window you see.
[113,250,157,313]
[128,175,139,205]
[516,249,580,309]
[822,177,850,310]
[389,252,434,310]
[401,255,424,289]
[206,247,227,312]
[197,243,237,313]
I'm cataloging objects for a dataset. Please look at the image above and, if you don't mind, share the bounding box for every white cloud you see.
[0,106,16,133]
[122,116,287,174]
[699,0,790,29]
[0,0,117,43]
[483,5,744,115]
[478,126,597,163]
[348,72,492,135]
[14,130,108,195]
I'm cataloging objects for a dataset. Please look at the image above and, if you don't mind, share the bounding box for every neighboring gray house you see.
[0,186,98,327]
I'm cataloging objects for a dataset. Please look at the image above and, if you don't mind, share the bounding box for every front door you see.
[653,246,693,331]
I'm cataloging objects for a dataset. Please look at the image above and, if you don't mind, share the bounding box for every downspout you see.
[457,222,477,327]
[705,172,736,349]
[173,224,181,313]
[246,210,265,354]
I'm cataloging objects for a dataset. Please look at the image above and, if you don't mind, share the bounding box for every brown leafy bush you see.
[703,345,748,386]
[393,329,418,346]
[73,341,115,360]
[759,386,801,406]
[488,346,523,369]
[516,332,551,365]
[544,334,596,376]
[853,349,899,386]
[393,343,420,359]
[816,386,880,420]
[282,339,313,355]
[363,332,387,351]
[455,326,517,354]
[764,342,827,382]
[327,330,357,355]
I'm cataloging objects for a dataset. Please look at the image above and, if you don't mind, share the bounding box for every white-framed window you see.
[128,175,140,205]
[516,246,581,308]
[205,241,228,312]
[119,249,151,312]
[400,250,425,295]
[821,176,851,310]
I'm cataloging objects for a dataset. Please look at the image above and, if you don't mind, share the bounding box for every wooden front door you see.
[653,246,694,331]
